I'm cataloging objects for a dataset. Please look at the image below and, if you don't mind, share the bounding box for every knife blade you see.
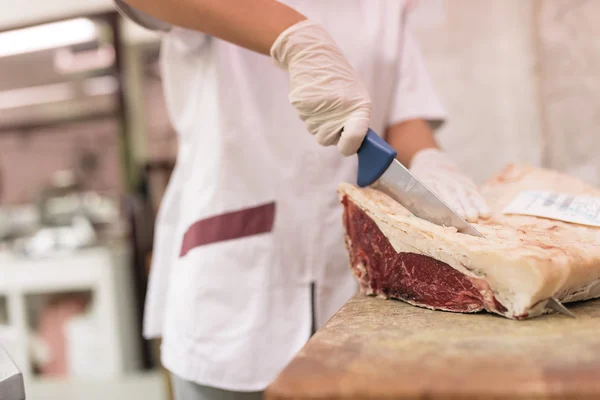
[546,297,576,318]
[356,128,484,237]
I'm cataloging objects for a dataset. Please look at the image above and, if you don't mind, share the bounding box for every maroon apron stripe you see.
[180,202,276,257]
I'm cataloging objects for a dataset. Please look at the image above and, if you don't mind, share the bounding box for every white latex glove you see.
[270,20,372,156]
[409,148,491,223]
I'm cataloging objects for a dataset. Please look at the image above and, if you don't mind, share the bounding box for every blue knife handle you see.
[356,128,397,187]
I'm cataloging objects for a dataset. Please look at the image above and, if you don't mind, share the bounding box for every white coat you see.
[118,0,446,392]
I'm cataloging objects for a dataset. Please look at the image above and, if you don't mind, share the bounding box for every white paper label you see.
[503,191,600,228]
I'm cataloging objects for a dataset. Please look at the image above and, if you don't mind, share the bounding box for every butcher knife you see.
[356,129,484,237]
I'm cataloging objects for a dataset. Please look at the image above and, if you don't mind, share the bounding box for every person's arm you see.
[122,0,306,55]
[384,119,438,167]
[120,0,371,156]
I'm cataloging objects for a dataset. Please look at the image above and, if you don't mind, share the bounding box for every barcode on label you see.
[502,191,600,228]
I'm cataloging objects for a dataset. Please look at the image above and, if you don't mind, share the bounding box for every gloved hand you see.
[270,20,371,156]
[409,148,491,222]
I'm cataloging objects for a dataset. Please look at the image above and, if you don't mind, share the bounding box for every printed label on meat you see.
[503,191,600,227]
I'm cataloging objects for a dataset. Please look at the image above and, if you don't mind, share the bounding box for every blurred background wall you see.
[411,0,600,185]
[0,1,176,206]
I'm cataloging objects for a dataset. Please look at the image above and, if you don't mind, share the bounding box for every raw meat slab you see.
[338,164,600,319]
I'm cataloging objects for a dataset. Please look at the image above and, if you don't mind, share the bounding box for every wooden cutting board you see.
[266,294,600,400]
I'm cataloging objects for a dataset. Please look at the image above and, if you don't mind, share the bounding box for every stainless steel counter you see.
[0,346,25,400]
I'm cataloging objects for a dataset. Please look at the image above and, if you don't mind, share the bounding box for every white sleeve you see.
[387,31,447,130]
[114,0,172,32]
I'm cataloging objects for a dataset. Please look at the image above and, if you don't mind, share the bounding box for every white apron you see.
[118,0,446,391]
